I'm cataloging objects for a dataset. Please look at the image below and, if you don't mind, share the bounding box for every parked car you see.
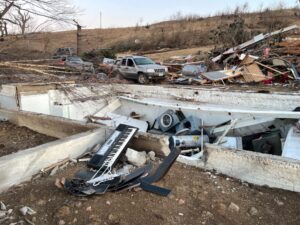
[52,47,76,59]
[118,56,168,84]
[63,56,94,73]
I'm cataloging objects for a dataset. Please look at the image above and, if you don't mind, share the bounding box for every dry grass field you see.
[0,8,299,59]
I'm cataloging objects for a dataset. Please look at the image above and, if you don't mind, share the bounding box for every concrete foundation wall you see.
[0,109,170,193]
[0,85,18,110]
[0,108,170,155]
[1,84,300,193]
[0,84,115,122]
[2,84,300,122]
[19,91,110,122]
[178,144,300,193]
[113,84,300,111]
[0,128,112,193]
[0,109,98,138]
[21,93,50,115]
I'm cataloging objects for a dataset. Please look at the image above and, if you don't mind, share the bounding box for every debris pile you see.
[59,124,181,197]
[162,54,209,84]
[89,95,300,161]
[0,59,80,79]
[0,201,37,225]
[166,25,300,86]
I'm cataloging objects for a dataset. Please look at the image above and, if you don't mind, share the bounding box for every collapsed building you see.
[1,24,300,224]
[166,25,300,86]
[0,82,300,196]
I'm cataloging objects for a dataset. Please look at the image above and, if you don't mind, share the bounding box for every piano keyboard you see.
[88,124,138,170]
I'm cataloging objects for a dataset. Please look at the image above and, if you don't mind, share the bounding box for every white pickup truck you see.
[118,56,168,84]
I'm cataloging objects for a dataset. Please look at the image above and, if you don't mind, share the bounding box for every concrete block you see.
[125,148,147,167]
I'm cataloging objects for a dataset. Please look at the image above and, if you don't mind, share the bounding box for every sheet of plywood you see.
[242,63,266,83]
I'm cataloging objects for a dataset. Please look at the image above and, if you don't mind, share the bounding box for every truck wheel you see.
[137,73,149,84]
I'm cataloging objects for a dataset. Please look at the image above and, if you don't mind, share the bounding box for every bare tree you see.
[0,0,78,34]
[11,9,31,34]
[241,2,249,13]
[0,1,14,19]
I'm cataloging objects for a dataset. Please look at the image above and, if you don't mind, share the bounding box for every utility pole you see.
[100,11,102,29]
[73,19,82,55]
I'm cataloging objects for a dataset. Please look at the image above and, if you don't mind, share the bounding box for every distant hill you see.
[0,8,299,60]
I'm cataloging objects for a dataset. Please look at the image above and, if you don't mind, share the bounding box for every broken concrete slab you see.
[129,132,170,157]
[125,148,147,167]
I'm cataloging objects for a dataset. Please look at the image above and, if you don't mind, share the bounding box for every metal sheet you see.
[202,71,228,81]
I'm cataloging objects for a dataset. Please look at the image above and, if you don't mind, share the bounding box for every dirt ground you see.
[0,121,57,157]
[0,162,299,225]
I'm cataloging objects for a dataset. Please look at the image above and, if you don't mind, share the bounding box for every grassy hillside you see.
[0,8,300,59]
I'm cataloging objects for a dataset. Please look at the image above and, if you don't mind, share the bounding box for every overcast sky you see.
[72,0,297,28]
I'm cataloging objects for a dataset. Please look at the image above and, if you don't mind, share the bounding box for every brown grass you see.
[0,8,299,59]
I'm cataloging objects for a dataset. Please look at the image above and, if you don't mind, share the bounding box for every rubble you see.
[148,151,156,161]
[0,202,6,210]
[0,211,6,218]
[228,202,240,212]
[0,16,300,225]
[19,206,36,216]
[249,207,258,216]
[164,25,300,87]
[125,148,147,167]
[61,124,181,197]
